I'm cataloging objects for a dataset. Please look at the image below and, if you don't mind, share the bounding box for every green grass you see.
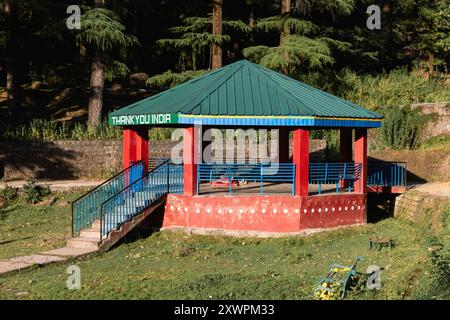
[419,134,450,149]
[0,217,448,300]
[0,193,80,260]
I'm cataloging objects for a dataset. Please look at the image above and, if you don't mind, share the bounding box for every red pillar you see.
[339,128,353,188]
[135,126,149,174]
[354,128,367,193]
[123,127,137,170]
[183,126,199,196]
[122,126,148,173]
[278,128,290,163]
[293,128,309,196]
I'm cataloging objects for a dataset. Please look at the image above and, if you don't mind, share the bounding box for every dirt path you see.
[411,182,450,197]
[0,179,105,192]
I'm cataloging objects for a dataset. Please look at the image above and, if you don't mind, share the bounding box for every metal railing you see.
[197,163,296,194]
[99,160,183,239]
[367,161,407,187]
[71,160,144,236]
[309,162,362,194]
[149,157,171,170]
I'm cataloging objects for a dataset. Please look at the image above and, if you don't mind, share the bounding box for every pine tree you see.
[148,8,249,89]
[409,0,450,78]
[212,0,223,69]
[243,0,354,74]
[156,16,249,72]
[77,0,138,126]
[4,0,19,119]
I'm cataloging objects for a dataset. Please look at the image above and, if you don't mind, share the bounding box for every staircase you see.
[70,159,183,251]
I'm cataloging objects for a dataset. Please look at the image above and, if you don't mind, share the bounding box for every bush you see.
[22,178,52,204]
[420,134,450,149]
[0,119,175,142]
[339,68,450,111]
[0,184,18,206]
[380,106,433,150]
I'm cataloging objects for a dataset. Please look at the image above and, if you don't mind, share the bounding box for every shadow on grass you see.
[110,203,166,249]
[367,193,402,223]
[0,237,33,245]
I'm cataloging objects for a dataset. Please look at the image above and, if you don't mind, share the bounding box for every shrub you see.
[339,68,450,111]
[0,184,18,206]
[380,106,433,150]
[419,134,450,149]
[0,119,175,142]
[22,178,52,204]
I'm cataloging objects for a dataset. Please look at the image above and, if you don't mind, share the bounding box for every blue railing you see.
[99,161,183,238]
[309,162,362,194]
[197,163,296,194]
[71,160,144,236]
[367,162,406,187]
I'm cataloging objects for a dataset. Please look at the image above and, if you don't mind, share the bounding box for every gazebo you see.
[104,60,387,234]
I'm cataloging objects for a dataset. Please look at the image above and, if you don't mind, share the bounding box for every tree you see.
[148,11,249,89]
[243,0,354,74]
[409,0,450,78]
[77,0,138,127]
[4,0,19,118]
[87,0,105,127]
[280,0,290,44]
[212,0,223,69]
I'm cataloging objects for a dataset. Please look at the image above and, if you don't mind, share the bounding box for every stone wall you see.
[0,139,326,181]
[394,190,449,234]
[0,141,122,180]
[369,146,450,182]
[410,102,450,139]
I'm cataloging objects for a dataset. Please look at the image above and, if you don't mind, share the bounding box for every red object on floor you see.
[210,178,239,187]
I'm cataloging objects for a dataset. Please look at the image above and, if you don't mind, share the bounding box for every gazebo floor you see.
[197,182,350,196]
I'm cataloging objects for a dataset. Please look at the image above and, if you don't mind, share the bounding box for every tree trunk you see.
[249,5,255,42]
[88,0,106,127]
[211,0,223,69]
[280,0,291,45]
[428,52,435,80]
[280,0,291,74]
[5,0,19,119]
[88,55,105,127]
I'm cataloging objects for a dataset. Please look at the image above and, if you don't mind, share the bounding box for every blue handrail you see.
[71,160,144,236]
[197,163,295,195]
[367,161,406,187]
[309,162,362,194]
[99,161,183,238]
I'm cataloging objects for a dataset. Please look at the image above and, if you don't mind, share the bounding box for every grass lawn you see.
[0,216,448,300]
[0,192,81,260]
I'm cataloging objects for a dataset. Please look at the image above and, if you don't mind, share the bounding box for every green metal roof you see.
[109,60,382,128]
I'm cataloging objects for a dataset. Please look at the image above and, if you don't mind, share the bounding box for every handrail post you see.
[167,162,170,194]
[99,203,103,241]
[260,163,263,194]
[228,165,232,194]
[292,164,295,195]
[71,203,74,237]
[197,164,201,195]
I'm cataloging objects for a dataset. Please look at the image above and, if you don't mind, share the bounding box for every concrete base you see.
[161,223,365,238]
[163,193,367,233]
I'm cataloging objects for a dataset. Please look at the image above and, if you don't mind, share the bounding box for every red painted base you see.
[163,194,367,234]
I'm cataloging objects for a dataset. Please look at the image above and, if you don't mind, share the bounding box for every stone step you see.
[91,220,101,229]
[79,229,101,239]
[67,237,101,250]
